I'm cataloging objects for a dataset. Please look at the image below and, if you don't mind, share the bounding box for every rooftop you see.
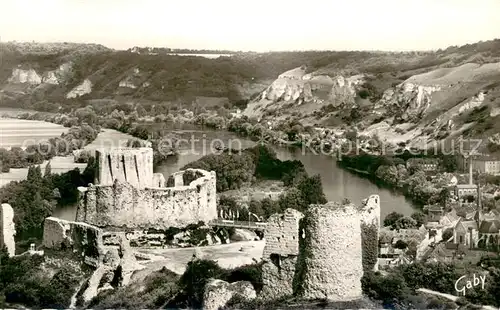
[456,184,478,189]
[458,220,478,231]
[479,220,500,234]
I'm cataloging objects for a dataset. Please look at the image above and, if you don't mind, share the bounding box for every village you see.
[376,150,500,269]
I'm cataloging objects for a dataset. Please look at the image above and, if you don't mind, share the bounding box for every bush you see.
[224,263,263,293]
[176,259,227,308]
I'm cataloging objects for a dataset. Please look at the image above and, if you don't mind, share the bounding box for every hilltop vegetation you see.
[2,39,499,109]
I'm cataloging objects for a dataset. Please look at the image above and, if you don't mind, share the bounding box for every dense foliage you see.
[0,250,85,309]
[0,158,97,240]
[186,144,327,218]
[361,223,379,272]
[339,153,450,206]
[362,261,500,308]
[89,259,263,309]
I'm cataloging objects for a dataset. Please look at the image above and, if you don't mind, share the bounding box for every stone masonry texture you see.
[295,202,363,302]
[95,147,154,189]
[263,208,304,258]
[77,166,217,229]
[0,203,16,257]
[43,216,104,261]
[261,208,303,300]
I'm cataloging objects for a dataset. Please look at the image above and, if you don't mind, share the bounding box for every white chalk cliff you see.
[8,68,42,84]
[377,82,444,122]
[67,79,92,98]
[244,66,365,117]
[7,63,72,85]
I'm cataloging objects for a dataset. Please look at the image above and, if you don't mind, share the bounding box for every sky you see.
[1,0,500,52]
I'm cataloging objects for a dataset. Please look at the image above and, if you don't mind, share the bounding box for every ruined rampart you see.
[261,209,303,300]
[0,203,16,257]
[76,168,217,229]
[43,217,104,261]
[294,202,363,301]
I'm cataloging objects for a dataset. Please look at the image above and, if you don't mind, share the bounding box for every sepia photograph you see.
[1,0,500,309]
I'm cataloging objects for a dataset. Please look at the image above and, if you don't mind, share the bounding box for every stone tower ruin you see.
[260,208,304,299]
[95,147,154,189]
[76,147,217,229]
[294,201,363,302]
[0,203,16,257]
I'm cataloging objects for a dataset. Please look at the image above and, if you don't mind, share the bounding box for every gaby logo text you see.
[455,274,486,296]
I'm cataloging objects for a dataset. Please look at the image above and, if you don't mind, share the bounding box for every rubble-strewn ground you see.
[131,240,265,282]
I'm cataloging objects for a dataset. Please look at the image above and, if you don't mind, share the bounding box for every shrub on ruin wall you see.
[182,170,204,186]
[224,262,264,293]
[361,223,378,273]
[175,259,227,308]
[166,175,175,187]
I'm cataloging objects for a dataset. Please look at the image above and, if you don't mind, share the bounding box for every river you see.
[0,113,417,220]
[152,129,417,219]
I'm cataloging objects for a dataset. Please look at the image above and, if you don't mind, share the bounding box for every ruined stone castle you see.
[39,147,217,301]
[76,147,217,229]
[260,195,380,302]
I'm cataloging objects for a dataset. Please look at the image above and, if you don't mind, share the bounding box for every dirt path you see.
[131,240,265,282]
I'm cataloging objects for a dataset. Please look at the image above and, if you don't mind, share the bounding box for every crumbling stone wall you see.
[263,208,303,257]
[261,208,303,300]
[43,217,104,262]
[152,173,166,187]
[203,279,257,310]
[294,202,363,302]
[0,203,16,257]
[76,169,217,229]
[360,195,380,272]
[95,147,154,189]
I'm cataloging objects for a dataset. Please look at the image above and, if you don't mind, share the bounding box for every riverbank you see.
[1,108,418,217]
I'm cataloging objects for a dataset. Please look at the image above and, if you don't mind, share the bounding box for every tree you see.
[394,240,408,249]
[394,216,418,230]
[44,161,52,177]
[278,188,305,212]
[297,174,327,208]
[437,188,451,206]
[178,259,226,308]
[442,228,453,241]
[410,212,426,227]
[261,198,281,219]
[286,124,302,141]
[384,212,404,228]
[441,155,458,172]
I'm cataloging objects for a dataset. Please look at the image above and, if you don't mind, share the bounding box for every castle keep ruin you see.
[95,147,154,189]
[76,147,217,229]
[260,195,381,302]
[295,202,363,301]
[0,203,16,257]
